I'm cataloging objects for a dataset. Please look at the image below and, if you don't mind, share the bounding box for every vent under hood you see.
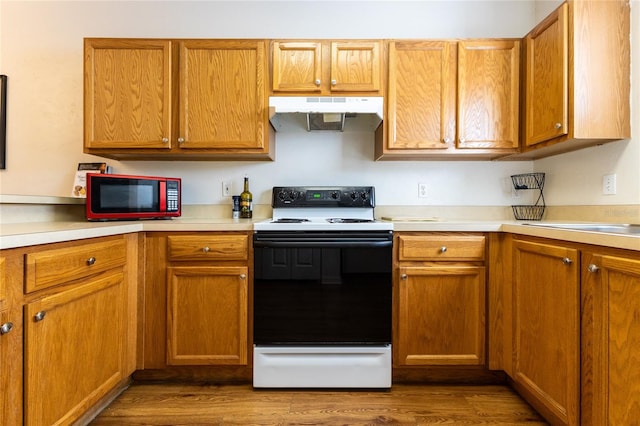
[269,96,383,131]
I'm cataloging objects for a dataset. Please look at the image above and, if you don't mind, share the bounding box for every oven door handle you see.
[253,240,392,248]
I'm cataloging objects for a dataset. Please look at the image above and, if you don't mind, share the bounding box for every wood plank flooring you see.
[90,382,548,425]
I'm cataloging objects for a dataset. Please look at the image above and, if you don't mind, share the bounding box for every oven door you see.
[253,231,392,346]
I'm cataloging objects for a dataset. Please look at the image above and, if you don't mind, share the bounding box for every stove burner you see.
[326,218,375,223]
[271,218,311,223]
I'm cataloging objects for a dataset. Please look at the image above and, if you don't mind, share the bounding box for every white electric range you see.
[252,186,393,389]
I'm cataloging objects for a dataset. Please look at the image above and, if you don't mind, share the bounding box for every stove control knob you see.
[360,192,368,200]
[350,191,358,201]
[289,191,299,201]
[331,191,340,200]
[278,191,287,201]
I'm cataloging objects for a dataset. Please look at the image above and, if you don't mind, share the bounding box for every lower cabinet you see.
[167,266,248,365]
[24,271,127,426]
[394,233,486,366]
[0,234,137,426]
[397,265,486,365]
[581,250,640,425]
[508,236,640,426]
[512,238,580,426]
[142,232,251,370]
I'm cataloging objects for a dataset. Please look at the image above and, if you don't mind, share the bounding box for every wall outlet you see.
[602,174,616,195]
[418,183,428,198]
[222,181,232,197]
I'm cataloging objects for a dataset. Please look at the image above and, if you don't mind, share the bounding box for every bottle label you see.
[240,200,252,218]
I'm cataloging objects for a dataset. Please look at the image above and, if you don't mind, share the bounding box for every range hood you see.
[268,96,383,132]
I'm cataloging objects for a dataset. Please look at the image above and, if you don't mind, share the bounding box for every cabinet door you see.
[396,265,485,366]
[1,308,21,426]
[84,39,172,149]
[513,239,579,426]
[330,41,381,92]
[24,271,126,426]
[386,41,456,150]
[272,41,322,92]
[179,40,267,151]
[582,252,640,425]
[0,253,23,426]
[458,40,519,149]
[167,266,248,365]
[524,4,568,146]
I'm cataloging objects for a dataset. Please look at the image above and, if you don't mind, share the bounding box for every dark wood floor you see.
[90,382,548,425]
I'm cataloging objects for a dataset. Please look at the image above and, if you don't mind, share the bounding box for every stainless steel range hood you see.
[268,96,383,131]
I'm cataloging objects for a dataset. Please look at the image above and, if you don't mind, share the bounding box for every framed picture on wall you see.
[0,75,6,169]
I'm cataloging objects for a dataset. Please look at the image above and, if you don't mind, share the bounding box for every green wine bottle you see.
[240,176,252,218]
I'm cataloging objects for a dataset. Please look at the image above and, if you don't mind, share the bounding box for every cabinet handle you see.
[178,137,185,144]
[162,137,169,144]
[86,257,96,266]
[240,274,246,280]
[562,257,573,265]
[202,246,210,253]
[0,322,13,335]
[440,246,447,253]
[34,311,46,322]
[459,137,465,143]
[401,274,408,280]
[554,122,562,130]
[331,79,337,86]
[588,264,600,273]
[443,138,452,144]
[315,79,321,86]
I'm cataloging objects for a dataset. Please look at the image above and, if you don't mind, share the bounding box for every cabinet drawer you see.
[168,234,248,261]
[25,239,127,293]
[397,235,485,261]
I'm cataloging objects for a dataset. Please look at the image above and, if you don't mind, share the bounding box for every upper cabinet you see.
[377,39,519,160]
[381,41,456,155]
[271,40,383,95]
[521,0,630,159]
[84,38,273,161]
[458,40,520,150]
[84,39,172,151]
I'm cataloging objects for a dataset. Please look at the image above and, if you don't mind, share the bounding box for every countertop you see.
[1,218,639,251]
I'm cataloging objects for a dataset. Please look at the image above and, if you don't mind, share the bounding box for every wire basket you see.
[511,173,545,190]
[512,205,545,221]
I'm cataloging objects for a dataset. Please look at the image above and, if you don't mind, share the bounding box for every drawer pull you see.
[202,246,210,253]
[240,274,246,280]
[86,257,96,266]
[401,274,408,280]
[562,257,573,265]
[588,264,600,273]
[440,246,447,253]
[34,311,46,322]
[0,322,13,335]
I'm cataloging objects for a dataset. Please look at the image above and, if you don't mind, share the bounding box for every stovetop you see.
[253,186,393,232]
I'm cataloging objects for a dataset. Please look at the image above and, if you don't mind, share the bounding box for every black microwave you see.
[86,173,181,221]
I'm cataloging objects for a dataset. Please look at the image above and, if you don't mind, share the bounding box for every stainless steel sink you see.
[523,223,640,235]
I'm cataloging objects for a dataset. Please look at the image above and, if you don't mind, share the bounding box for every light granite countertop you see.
[1,218,638,251]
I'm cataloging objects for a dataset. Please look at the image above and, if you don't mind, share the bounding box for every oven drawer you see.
[397,234,485,261]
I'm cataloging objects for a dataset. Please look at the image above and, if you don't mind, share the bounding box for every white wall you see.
[0,0,636,208]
